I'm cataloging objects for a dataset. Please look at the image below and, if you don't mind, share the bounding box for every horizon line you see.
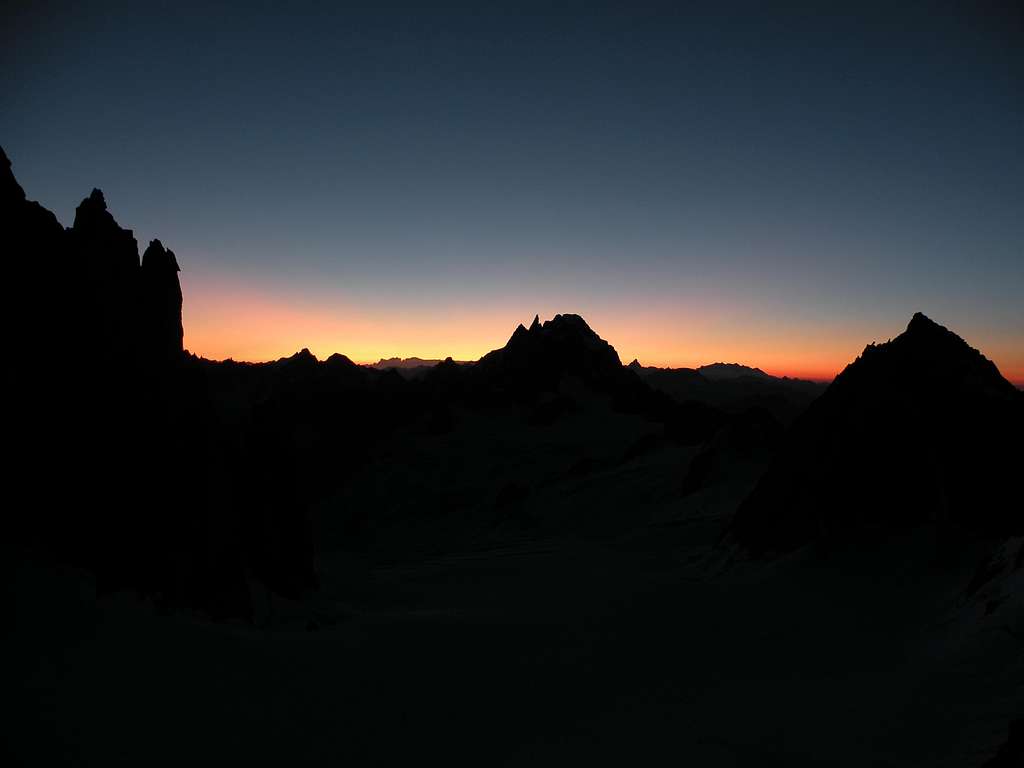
[182,344,1024,389]
[184,344,838,382]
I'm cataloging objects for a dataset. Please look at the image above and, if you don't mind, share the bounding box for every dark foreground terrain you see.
[5,146,1022,766]
[10,525,1022,766]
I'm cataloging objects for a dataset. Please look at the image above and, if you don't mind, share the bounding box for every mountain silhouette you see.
[4,146,319,617]
[732,312,1024,555]
[372,356,470,370]
[476,313,624,391]
[697,362,771,381]
[631,360,824,424]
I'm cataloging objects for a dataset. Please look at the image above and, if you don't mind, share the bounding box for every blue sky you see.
[3,1,1021,379]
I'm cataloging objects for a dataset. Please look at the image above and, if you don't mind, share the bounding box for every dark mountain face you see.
[732,313,1024,555]
[476,313,624,392]
[5,147,317,618]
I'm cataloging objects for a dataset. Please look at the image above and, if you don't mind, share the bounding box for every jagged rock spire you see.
[73,189,114,231]
[142,238,181,274]
[141,239,184,361]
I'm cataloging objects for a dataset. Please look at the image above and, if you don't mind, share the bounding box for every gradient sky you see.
[3,1,1022,382]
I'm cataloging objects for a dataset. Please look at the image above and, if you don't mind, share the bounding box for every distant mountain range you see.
[364,328,826,423]
[371,350,818,387]
[694,362,771,380]
[628,359,826,424]
[370,356,471,371]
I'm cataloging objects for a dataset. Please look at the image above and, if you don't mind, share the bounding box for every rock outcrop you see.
[141,239,183,363]
[69,188,142,362]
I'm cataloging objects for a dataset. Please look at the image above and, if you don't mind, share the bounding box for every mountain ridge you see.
[732,311,1024,554]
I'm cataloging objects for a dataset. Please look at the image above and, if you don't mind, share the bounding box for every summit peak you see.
[906,312,944,334]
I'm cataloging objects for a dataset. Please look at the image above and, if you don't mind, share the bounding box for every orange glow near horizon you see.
[182,272,1024,387]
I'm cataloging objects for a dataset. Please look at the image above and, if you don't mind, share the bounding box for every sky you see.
[3,1,1022,382]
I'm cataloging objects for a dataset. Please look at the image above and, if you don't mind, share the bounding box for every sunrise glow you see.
[182,268,1023,385]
